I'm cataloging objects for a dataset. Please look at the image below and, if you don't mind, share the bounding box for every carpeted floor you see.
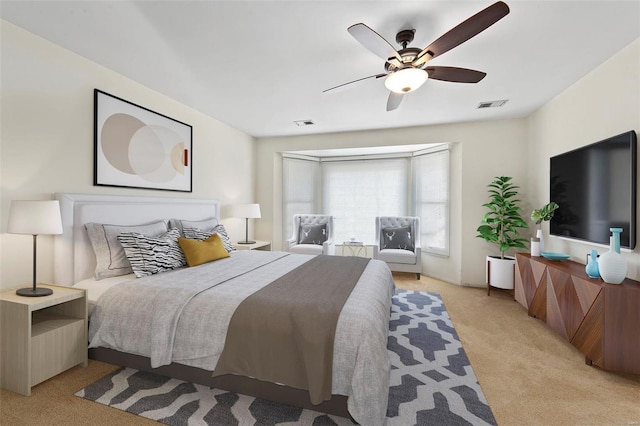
[75,290,496,425]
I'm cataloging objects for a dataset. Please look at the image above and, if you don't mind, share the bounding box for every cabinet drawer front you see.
[31,319,85,386]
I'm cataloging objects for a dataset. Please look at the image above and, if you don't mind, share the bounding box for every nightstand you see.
[0,284,87,396]
[233,240,271,251]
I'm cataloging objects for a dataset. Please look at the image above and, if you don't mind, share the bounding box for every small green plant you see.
[476,176,529,259]
[531,202,559,225]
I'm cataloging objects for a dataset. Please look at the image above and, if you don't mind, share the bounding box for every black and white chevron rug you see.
[76,290,496,425]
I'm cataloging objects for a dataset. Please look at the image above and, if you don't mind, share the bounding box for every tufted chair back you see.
[293,214,333,243]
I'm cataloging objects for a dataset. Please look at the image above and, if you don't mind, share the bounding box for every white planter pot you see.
[486,255,515,290]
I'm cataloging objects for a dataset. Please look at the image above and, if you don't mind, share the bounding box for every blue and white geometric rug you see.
[76,290,496,425]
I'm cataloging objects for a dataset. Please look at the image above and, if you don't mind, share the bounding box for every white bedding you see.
[73,273,136,314]
[87,250,394,426]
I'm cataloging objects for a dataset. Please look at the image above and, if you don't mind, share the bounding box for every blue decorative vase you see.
[585,249,599,278]
[598,228,627,284]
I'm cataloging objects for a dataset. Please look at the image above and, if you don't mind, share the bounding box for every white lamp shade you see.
[384,68,429,93]
[230,203,261,219]
[7,200,63,235]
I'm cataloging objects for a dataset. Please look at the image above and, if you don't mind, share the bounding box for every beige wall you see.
[256,119,528,286]
[0,21,256,290]
[527,38,640,279]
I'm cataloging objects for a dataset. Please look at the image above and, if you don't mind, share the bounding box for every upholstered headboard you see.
[54,193,221,285]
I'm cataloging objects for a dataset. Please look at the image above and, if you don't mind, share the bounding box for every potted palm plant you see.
[476,176,528,292]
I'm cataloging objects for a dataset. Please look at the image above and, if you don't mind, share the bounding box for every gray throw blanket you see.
[213,255,370,404]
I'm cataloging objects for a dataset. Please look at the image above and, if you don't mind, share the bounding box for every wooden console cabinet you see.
[515,253,639,375]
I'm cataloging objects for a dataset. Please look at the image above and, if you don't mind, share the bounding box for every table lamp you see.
[7,200,63,297]
[230,203,261,244]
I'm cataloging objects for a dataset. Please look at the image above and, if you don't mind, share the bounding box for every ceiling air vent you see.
[294,119,315,126]
[477,99,508,109]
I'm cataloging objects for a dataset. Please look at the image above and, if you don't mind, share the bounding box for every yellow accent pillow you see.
[178,233,229,267]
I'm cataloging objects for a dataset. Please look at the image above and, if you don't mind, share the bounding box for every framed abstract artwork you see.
[94,89,193,192]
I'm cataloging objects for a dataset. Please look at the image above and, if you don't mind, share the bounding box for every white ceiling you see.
[1,1,639,138]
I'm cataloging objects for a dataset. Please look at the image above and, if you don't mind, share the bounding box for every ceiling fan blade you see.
[413,1,510,67]
[425,66,486,83]
[386,92,404,111]
[348,23,403,63]
[323,73,388,94]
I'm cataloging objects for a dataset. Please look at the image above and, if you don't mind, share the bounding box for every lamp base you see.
[237,240,256,245]
[16,286,53,297]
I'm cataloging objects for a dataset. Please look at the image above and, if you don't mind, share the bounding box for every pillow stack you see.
[86,218,236,280]
[85,220,169,279]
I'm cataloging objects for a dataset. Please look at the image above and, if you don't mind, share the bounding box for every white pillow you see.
[169,217,219,236]
[85,220,168,280]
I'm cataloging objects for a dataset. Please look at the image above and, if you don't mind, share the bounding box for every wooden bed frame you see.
[54,193,351,419]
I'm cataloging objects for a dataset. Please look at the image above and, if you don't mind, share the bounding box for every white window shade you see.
[282,157,319,242]
[322,158,408,244]
[413,149,450,255]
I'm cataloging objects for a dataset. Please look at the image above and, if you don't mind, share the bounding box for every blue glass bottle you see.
[585,249,599,278]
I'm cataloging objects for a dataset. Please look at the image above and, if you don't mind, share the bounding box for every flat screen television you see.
[550,130,637,249]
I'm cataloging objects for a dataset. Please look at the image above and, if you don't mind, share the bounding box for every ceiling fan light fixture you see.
[384,68,428,93]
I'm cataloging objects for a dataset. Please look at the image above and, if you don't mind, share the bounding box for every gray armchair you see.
[373,216,422,279]
[286,214,335,255]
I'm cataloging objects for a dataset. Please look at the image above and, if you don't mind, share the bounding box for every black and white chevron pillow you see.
[183,225,235,253]
[118,228,186,278]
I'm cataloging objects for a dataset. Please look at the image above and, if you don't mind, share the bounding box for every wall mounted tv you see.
[550,130,637,249]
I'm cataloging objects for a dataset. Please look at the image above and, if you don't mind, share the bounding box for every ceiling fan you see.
[323,1,510,111]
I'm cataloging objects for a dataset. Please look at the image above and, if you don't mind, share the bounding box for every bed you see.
[54,193,394,425]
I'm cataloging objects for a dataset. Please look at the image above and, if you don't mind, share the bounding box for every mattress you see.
[73,273,136,314]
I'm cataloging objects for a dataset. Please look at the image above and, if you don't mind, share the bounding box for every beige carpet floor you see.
[1,273,638,425]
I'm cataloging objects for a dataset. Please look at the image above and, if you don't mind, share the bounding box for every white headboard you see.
[54,193,221,285]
